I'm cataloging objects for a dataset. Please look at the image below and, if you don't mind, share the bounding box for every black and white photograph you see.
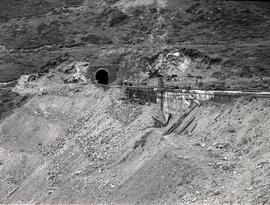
[0,0,270,204]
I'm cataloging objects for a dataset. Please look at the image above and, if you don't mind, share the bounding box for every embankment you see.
[0,76,270,204]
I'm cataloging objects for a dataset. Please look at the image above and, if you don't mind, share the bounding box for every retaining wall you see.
[162,90,214,115]
[122,86,270,115]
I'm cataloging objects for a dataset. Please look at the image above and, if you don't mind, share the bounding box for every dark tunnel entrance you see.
[95,69,109,85]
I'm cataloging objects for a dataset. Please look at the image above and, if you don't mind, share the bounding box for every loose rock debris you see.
[0,0,270,203]
[1,72,270,204]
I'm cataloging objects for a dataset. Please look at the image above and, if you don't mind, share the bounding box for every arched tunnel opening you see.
[95,69,109,85]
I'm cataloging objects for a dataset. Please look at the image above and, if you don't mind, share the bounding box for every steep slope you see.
[166,0,270,44]
[0,0,270,204]
[0,0,85,22]
[0,0,270,87]
[1,71,270,204]
[113,97,270,205]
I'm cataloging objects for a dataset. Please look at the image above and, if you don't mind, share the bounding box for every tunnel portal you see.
[95,69,109,85]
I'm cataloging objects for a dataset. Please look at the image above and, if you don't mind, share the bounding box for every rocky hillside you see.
[0,2,270,202]
[0,0,85,21]
[0,0,270,86]
[1,0,270,129]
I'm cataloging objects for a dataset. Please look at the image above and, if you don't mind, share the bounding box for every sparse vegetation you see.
[0,0,270,204]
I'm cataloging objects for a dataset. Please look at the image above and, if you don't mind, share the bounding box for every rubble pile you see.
[71,88,152,170]
[1,73,270,204]
[56,61,90,84]
[128,47,223,88]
